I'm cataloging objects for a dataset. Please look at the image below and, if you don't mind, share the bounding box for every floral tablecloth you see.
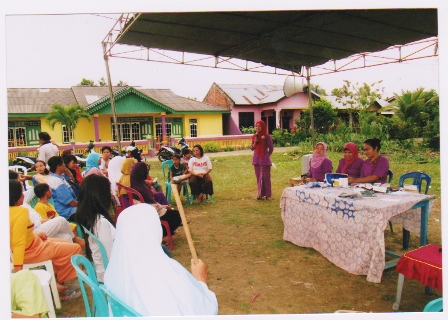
[280,186,434,283]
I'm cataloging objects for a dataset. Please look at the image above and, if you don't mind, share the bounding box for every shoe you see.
[257,197,263,200]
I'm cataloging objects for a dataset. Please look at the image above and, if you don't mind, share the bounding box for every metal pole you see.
[103,42,122,153]
[306,67,315,148]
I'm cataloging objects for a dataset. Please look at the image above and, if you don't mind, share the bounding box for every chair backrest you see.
[125,186,144,205]
[387,169,394,183]
[100,285,142,317]
[81,226,109,269]
[161,160,173,183]
[10,165,31,190]
[398,172,431,194]
[423,297,443,312]
[71,254,109,317]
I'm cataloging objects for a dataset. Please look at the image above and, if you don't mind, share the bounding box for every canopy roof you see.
[109,9,437,75]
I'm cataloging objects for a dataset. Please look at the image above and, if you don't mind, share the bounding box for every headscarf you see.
[117,158,137,196]
[130,162,154,203]
[253,120,268,158]
[310,142,330,169]
[107,156,125,202]
[104,204,218,316]
[341,142,359,174]
[84,153,101,175]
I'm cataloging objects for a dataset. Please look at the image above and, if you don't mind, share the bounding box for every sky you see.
[1,1,448,319]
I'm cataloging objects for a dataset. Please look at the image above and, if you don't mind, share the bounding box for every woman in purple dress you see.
[306,142,332,182]
[348,138,389,184]
[336,142,364,178]
[251,120,274,200]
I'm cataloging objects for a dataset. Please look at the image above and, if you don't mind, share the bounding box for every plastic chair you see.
[30,270,56,318]
[399,172,431,250]
[100,285,142,317]
[116,183,174,251]
[81,226,109,269]
[21,259,61,309]
[71,254,109,317]
[161,160,190,205]
[423,297,443,312]
[9,165,33,190]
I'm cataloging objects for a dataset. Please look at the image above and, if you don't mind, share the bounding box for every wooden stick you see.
[171,183,198,264]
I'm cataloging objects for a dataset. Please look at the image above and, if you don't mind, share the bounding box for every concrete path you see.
[147,146,298,162]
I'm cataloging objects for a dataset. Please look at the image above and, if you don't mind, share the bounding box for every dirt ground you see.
[58,192,442,317]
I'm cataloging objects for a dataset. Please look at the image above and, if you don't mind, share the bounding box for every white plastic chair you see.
[22,259,61,309]
[9,165,34,190]
[30,270,56,318]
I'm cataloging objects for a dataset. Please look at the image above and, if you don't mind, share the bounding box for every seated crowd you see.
[305,138,389,184]
[9,143,218,317]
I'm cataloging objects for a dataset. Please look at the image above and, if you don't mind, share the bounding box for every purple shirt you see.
[308,158,333,182]
[360,155,389,183]
[336,157,364,178]
[252,135,274,166]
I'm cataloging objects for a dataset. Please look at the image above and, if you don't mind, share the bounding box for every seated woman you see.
[9,179,82,300]
[130,162,181,243]
[99,146,112,177]
[104,204,218,316]
[75,174,116,283]
[33,160,50,184]
[188,144,213,203]
[348,138,389,184]
[82,153,104,178]
[62,149,83,185]
[107,155,125,204]
[306,142,333,182]
[336,142,364,178]
[117,158,137,204]
[62,154,81,197]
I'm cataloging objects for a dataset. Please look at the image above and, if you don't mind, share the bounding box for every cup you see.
[339,178,348,188]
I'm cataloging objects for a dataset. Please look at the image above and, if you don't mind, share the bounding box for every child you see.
[9,179,82,299]
[181,148,192,170]
[33,183,85,247]
[169,154,190,194]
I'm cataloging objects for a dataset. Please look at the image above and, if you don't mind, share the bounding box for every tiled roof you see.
[138,89,227,112]
[216,84,284,105]
[8,86,229,114]
[7,88,77,113]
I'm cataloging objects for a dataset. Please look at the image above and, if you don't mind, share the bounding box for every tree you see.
[116,80,128,86]
[98,77,107,86]
[310,83,327,96]
[78,78,96,86]
[46,104,91,143]
[299,98,337,134]
[331,80,384,127]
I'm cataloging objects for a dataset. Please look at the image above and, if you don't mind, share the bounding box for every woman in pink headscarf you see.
[306,142,333,182]
[336,142,364,178]
[251,120,274,200]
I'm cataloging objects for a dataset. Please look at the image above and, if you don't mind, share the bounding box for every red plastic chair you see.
[115,182,174,251]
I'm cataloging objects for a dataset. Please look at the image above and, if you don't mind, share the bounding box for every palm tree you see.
[46,104,91,145]
[391,88,425,121]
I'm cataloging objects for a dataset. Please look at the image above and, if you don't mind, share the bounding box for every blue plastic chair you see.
[81,225,109,269]
[423,297,443,312]
[161,160,190,205]
[398,172,431,250]
[100,285,142,317]
[70,254,109,317]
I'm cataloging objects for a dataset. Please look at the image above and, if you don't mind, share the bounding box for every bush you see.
[241,126,256,134]
[202,142,220,153]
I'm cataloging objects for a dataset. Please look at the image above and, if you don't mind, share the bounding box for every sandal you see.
[61,290,82,302]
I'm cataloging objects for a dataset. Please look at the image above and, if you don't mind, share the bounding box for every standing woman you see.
[306,142,333,182]
[348,138,389,184]
[74,174,116,283]
[336,142,364,178]
[188,145,213,203]
[250,120,274,200]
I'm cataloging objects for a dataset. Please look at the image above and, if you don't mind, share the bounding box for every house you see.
[203,83,318,135]
[8,86,230,147]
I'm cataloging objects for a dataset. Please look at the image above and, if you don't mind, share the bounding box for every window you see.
[189,119,198,137]
[111,117,152,141]
[155,122,172,139]
[239,112,254,130]
[62,125,74,143]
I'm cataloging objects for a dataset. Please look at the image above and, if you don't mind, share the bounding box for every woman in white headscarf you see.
[104,203,218,316]
[106,155,125,204]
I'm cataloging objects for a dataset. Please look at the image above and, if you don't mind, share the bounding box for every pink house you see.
[203,83,315,135]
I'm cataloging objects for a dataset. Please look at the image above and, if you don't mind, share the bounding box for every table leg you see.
[420,200,429,247]
[393,273,405,311]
